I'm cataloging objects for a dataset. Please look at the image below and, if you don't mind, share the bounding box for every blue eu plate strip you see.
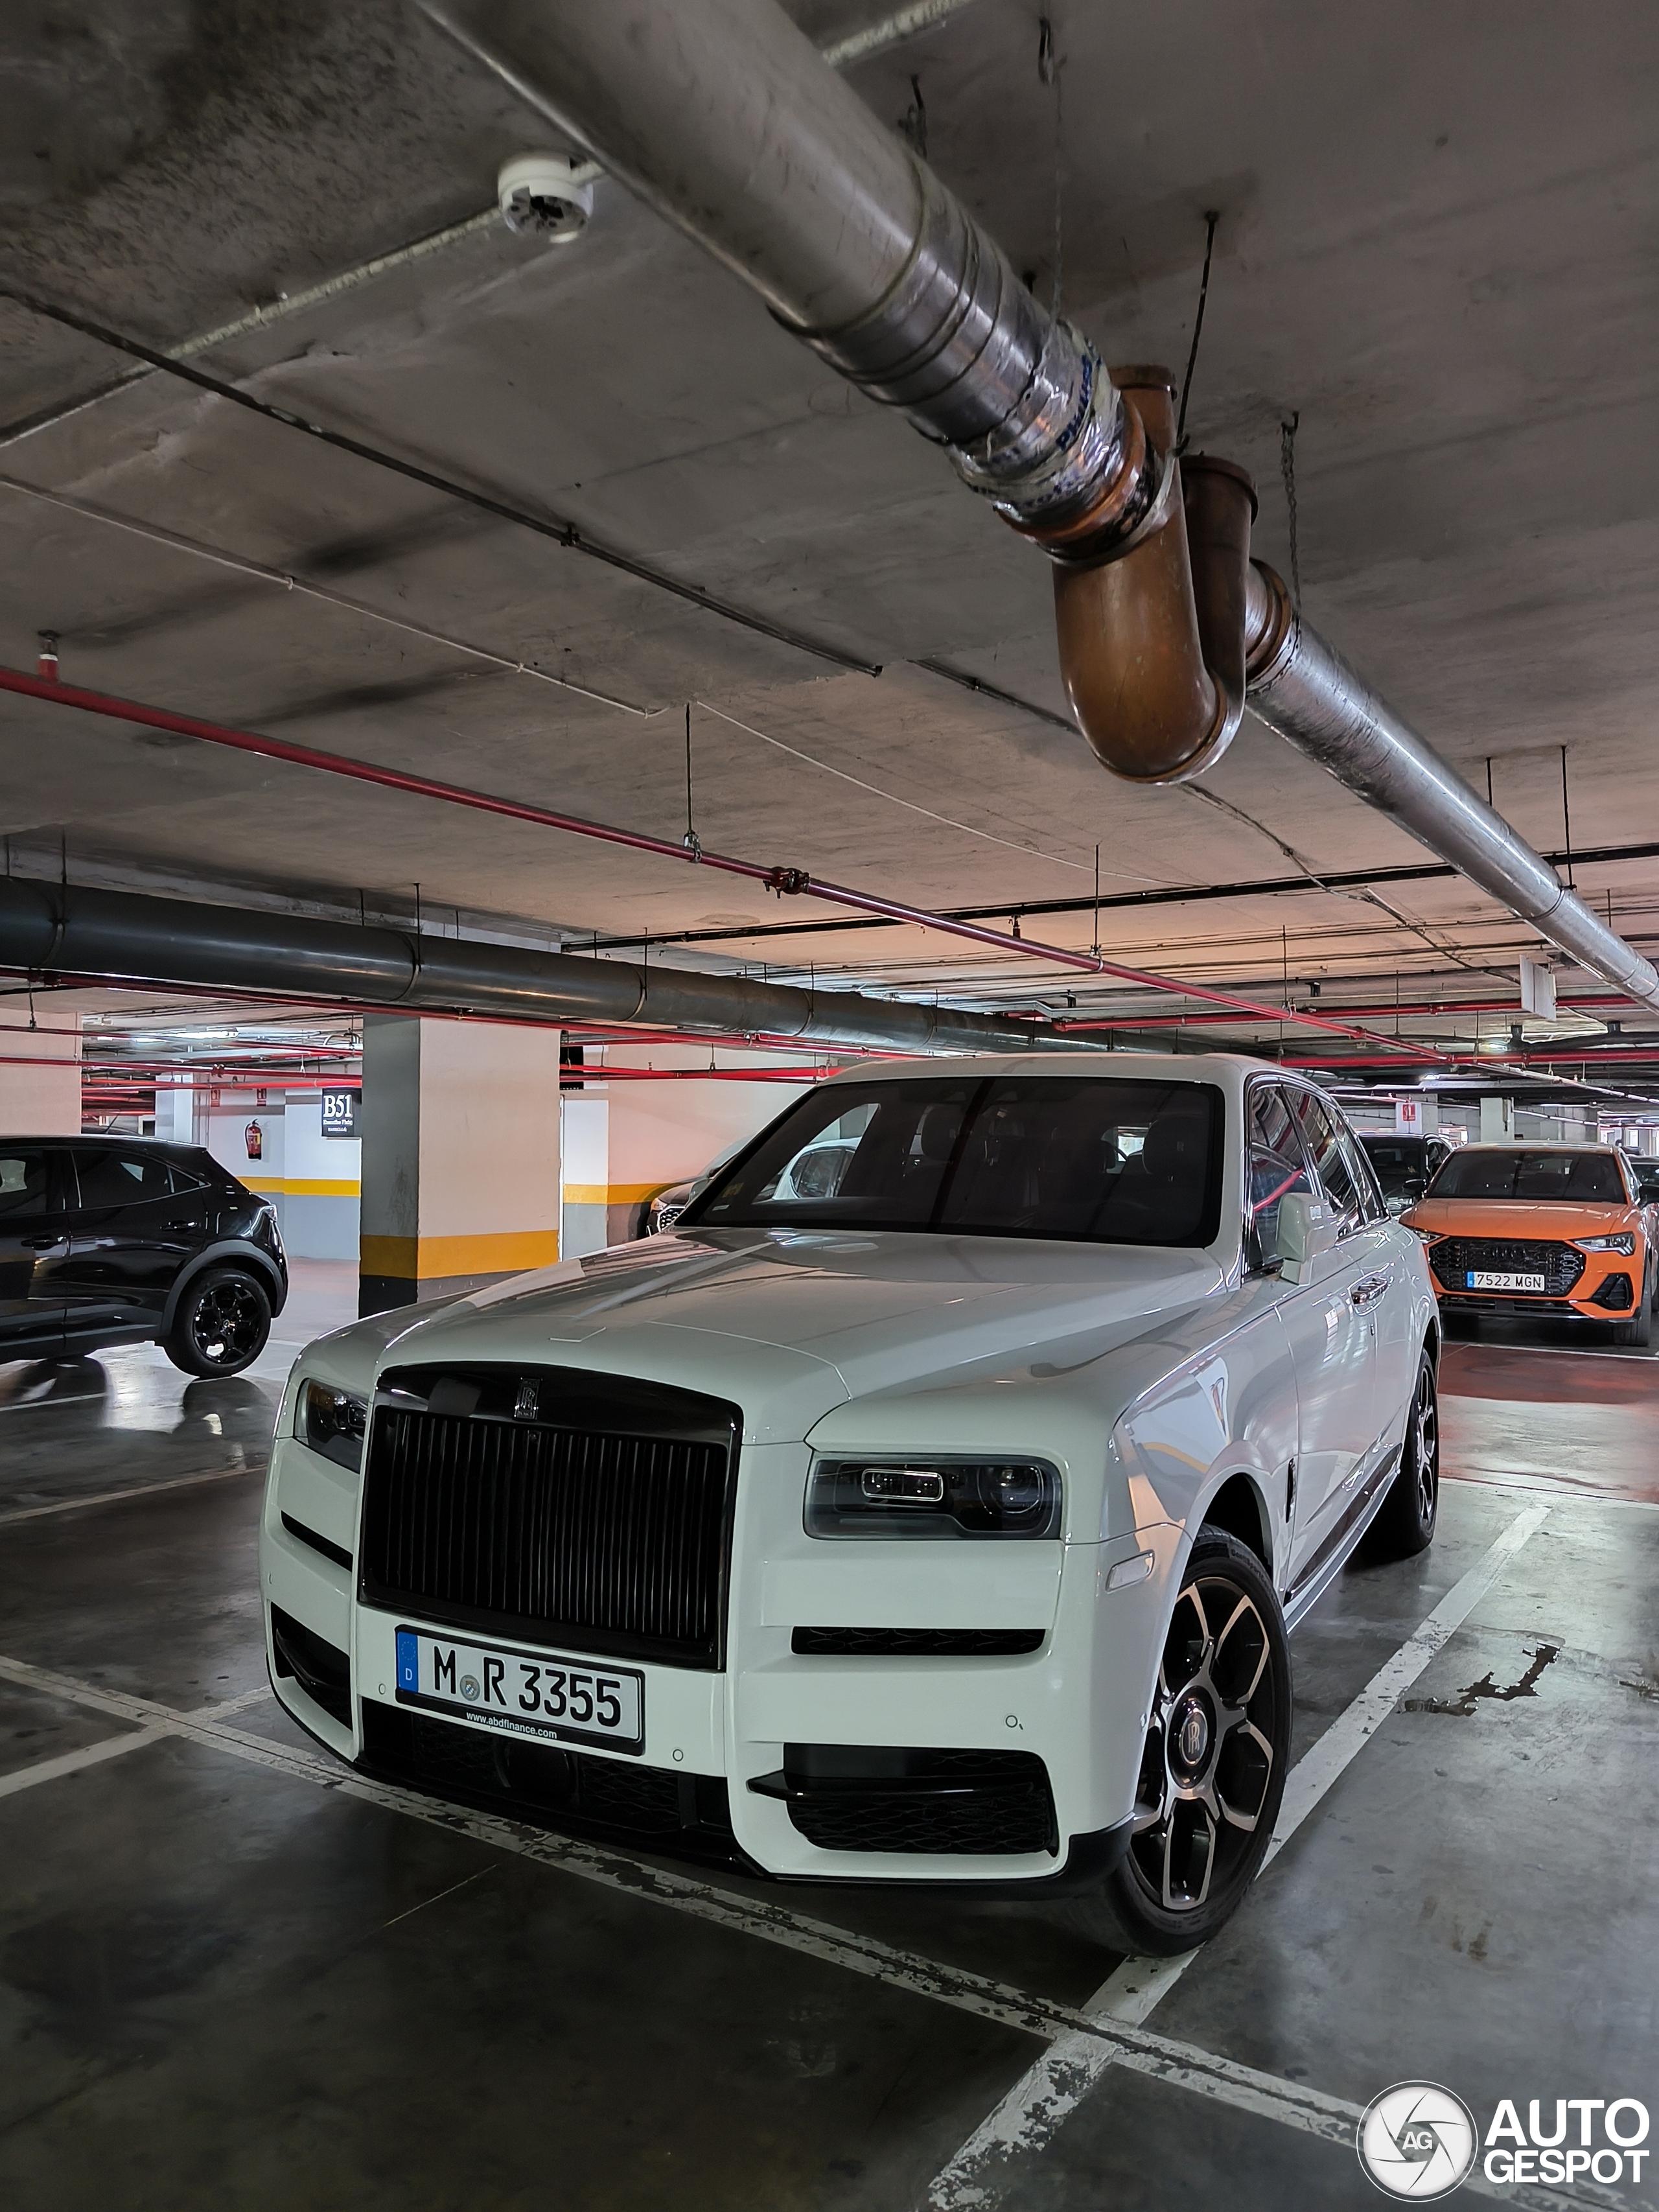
[396,1629,418,1693]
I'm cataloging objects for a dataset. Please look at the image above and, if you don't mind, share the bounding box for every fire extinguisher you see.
[245,1120,263,1161]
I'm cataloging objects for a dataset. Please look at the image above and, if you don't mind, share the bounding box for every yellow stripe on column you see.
[563,1182,676,1205]
[244,1176,362,1198]
[359,1230,561,1277]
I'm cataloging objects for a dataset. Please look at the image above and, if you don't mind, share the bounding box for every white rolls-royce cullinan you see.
[261,1053,1438,1953]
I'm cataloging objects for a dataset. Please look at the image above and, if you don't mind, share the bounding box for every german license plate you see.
[395,1626,644,1752]
[1470,1271,1546,1292]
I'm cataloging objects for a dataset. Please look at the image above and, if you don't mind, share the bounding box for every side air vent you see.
[281,1512,352,1572]
[791,1627,1045,1657]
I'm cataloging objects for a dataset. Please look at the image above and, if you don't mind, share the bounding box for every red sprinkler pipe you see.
[0,663,1442,1060]
[564,1065,832,1083]
[1062,994,1637,1030]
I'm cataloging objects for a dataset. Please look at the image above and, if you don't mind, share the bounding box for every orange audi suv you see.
[1403,1143,1656,1345]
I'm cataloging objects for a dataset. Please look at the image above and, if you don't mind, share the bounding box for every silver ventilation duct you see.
[419,1,1164,561]
[424,0,1655,1019]
[0,878,1090,1058]
[1243,565,1659,1012]
[420,0,1246,778]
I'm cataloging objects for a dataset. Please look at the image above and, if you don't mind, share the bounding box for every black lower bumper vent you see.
[270,1604,352,1727]
[358,1702,743,1866]
[750,1744,1058,1856]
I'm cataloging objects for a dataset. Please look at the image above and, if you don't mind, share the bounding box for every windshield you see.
[1426,1148,1628,1203]
[683,1075,1225,1247]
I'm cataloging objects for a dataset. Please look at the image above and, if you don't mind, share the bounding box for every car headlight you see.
[1576,1231,1636,1253]
[1411,1228,1441,1245]
[806,1456,1061,1539]
[296,1379,369,1471]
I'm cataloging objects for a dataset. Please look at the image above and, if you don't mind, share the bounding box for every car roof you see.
[1451,1141,1622,1155]
[2,1134,214,1156]
[817,1049,1294,1091]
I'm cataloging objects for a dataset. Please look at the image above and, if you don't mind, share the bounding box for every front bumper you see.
[261,1430,1172,1891]
[1430,1246,1641,1321]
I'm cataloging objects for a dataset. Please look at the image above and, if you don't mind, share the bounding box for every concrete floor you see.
[2,1270,1656,2210]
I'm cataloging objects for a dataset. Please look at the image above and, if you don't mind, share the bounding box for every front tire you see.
[163,1267,272,1377]
[1614,1260,1653,1347]
[1060,1533,1291,1957]
[1369,1347,1439,1558]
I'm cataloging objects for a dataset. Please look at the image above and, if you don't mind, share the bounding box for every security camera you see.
[497,152,601,242]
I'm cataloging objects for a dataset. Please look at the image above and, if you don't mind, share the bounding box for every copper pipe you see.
[1052,374,1255,784]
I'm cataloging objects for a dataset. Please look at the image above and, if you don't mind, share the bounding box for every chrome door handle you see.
[20,1234,66,1251]
[1350,1272,1388,1307]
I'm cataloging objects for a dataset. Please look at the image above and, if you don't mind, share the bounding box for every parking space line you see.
[927,1502,1552,2209]
[0,1678,273,1802]
[0,1465,254,1525]
[1,1624,1597,2212]
[0,1723,173,1800]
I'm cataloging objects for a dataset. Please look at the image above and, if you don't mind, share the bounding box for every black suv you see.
[0,1135,287,1375]
[1358,1132,1453,1212]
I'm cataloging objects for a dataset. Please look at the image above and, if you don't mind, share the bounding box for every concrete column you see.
[559,1093,611,1260]
[0,1007,80,1135]
[569,1049,812,1246]
[283,1091,362,1261]
[1479,1095,1513,1142]
[155,1077,196,1143]
[359,1015,561,1314]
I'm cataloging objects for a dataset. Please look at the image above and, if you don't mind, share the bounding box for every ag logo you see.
[1357,2082,1479,2200]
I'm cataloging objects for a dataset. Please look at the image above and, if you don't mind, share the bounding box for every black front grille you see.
[1431,1237,1585,1297]
[791,1627,1045,1657]
[359,1365,741,1670]
[359,1703,738,1857]
[754,1745,1057,1856]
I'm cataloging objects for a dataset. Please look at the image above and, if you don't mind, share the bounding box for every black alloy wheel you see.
[1369,1347,1439,1558]
[163,1267,272,1378]
[1060,1533,1291,1957]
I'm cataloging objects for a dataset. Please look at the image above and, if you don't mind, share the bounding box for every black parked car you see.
[1358,1132,1454,1213]
[0,1135,286,1375]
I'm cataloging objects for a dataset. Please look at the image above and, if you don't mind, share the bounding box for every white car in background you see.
[261,1053,1436,1954]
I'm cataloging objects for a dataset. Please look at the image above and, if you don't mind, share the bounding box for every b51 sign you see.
[320,1089,360,1140]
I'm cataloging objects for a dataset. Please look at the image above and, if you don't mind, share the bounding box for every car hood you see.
[1404,1198,1638,1236]
[355,1228,1231,1443]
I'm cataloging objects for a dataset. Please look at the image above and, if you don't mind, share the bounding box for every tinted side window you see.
[70,1151,174,1207]
[0,1147,56,1217]
[1246,1084,1312,1269]
[1351,1133,1388,1224]
[1287,1089,1365,1234]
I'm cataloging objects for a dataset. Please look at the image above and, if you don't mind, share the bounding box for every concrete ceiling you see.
[3,0,1658,1052]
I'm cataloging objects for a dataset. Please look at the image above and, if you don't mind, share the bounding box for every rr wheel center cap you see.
[1170,1691,1212,1778]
